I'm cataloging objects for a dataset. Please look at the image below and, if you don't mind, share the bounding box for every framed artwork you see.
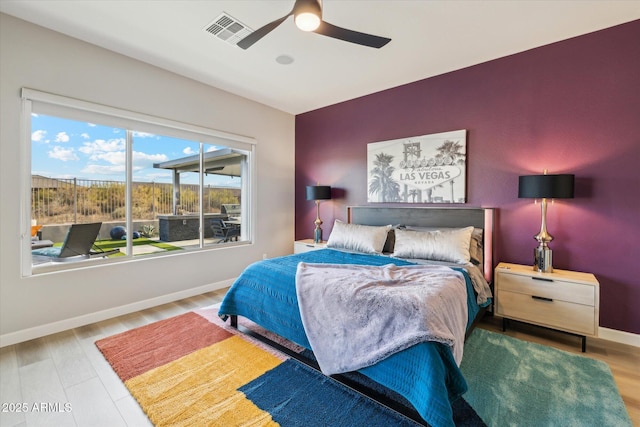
[367,129,467,203]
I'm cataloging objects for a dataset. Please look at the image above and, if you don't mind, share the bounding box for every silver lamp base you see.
[313,199,323,243]
[313,226,323,244]
[534,246,553,273]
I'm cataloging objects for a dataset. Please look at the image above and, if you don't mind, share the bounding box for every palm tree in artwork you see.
[369,153,400,202]
[425,183,444,203]
[407,189,420,203]
[435,140,465,202]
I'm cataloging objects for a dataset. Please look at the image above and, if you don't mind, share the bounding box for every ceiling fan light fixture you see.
[294,0,321,31]
[237,0,391,50]
[295,12,321,31]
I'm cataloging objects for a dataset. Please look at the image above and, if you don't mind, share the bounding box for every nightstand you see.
[293,239,327,254]
[495,262,599,352]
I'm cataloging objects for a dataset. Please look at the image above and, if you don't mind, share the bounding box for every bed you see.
[219,206,494,427]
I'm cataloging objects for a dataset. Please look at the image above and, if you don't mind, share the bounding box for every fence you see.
[31,176,240,225]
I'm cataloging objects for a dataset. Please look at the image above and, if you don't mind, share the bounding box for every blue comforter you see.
[219,249,483,427]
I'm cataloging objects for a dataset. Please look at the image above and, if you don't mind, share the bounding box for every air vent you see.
[204,13,253,46]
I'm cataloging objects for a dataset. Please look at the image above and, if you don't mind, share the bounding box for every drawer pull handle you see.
[532,295,553,302]
[532,277,554,283]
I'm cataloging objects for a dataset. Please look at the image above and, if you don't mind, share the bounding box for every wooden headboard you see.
[347,206,495,283]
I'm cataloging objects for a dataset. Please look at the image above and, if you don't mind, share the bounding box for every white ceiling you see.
[2,1,639,115]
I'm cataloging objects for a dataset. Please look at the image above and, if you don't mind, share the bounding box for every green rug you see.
[460,328,632,426]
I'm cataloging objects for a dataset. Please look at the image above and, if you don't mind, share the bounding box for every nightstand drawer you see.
[497,290,596,336]
[495,263,600,349]
[294,239,327,254]
[498,273,595,306]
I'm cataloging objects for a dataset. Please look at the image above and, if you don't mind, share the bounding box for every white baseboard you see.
[0,279,235,348]
[4,286,638,349]
[598,326,640,348]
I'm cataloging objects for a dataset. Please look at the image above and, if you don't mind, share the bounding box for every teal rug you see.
[460,328,632,426]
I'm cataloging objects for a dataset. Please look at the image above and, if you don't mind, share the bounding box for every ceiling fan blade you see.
[237,12,293,50]
[314,21,391,48]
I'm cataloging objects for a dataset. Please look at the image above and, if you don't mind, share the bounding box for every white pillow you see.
[392,226,474,264]
[326,220,392,254]
[401,226,483,266]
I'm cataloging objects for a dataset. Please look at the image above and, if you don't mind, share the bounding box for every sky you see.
[31,113,241,187]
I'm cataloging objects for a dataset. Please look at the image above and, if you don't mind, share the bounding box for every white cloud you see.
[87,123,96,127]
[55,132,70,143]
[76,136,168,172]
[183,147,196,155]
[132,131,156,138]
[79,138,126,157]
[48,146,79,162]
[89,151,168,169]
[92,151,126,166]
[32,129,47,143]
[81,133,90,139]
[133,151,168,165]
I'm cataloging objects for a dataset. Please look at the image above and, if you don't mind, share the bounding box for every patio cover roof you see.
[153,148,244,177]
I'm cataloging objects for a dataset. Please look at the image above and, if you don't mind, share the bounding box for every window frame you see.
[21,88,256,277]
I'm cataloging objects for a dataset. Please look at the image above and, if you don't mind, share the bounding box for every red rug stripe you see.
[95,312,232,381]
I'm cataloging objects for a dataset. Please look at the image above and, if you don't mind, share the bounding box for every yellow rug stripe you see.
[125,335,282,427]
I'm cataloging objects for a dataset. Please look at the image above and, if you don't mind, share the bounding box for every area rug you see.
[96,307,631,427]
[460,328,632,427]
[96,308,435,426]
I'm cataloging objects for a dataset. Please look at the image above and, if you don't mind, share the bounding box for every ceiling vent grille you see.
[204,13,253,46]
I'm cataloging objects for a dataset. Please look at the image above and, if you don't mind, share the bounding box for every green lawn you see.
[93,237,183,256]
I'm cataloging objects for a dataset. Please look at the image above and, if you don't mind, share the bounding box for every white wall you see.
[0,14,295,346]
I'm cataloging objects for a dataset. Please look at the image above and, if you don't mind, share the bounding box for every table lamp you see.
[518,171,574,272]
[306,185,331,243]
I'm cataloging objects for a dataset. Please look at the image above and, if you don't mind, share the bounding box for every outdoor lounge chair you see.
[32,222,118,262]
[211,218,240,243]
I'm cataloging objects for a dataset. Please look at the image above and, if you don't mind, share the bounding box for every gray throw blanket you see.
[295,263,468,376]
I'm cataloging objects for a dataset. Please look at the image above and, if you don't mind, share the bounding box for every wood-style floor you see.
[1,290,638,427]
[0,289,228,427]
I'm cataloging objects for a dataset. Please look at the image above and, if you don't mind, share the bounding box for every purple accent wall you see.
[295,20,640,334]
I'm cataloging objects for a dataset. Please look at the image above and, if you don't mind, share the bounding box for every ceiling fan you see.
[237,0,391,50]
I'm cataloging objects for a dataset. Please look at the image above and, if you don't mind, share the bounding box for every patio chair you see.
[211,218,240,243]
[32,222,118,262]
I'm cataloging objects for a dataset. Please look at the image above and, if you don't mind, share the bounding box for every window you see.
[23,89,255,276]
